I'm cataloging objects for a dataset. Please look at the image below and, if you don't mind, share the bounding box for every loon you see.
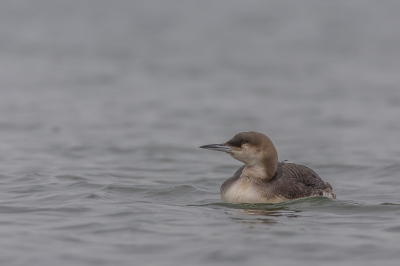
[200,131,336,203]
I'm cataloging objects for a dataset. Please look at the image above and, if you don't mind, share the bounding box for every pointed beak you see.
[199,144,232,152]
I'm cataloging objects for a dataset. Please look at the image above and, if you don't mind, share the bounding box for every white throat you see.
[241,165,269,180]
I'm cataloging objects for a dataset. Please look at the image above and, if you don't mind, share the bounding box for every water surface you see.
[1,1,400,265]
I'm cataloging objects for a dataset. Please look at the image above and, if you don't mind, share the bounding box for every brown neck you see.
[263,155,278,180]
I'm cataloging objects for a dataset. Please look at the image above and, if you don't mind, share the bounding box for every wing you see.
[271,162,330,199]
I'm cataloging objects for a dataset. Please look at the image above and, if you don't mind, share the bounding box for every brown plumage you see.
[200,131,336,203]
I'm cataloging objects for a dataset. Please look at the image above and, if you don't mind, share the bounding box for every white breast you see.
[221,179,287,204]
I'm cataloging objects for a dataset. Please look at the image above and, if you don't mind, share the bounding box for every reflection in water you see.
[227,209,301,225]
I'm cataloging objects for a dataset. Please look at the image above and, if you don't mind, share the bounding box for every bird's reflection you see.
[227,208,301,225]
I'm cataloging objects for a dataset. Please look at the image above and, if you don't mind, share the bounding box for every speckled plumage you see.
[221,162,336,203]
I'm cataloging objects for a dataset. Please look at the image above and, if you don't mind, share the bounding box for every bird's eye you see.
[241,141,247,146]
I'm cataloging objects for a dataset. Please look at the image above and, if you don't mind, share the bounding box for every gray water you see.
[1,1,400,265]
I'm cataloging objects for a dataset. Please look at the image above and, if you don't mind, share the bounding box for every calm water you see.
[1,1,400,265]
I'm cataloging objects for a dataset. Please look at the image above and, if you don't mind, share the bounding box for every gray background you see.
[1,1,400,265]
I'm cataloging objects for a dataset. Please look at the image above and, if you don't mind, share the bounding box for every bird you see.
[200,131,336,203]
